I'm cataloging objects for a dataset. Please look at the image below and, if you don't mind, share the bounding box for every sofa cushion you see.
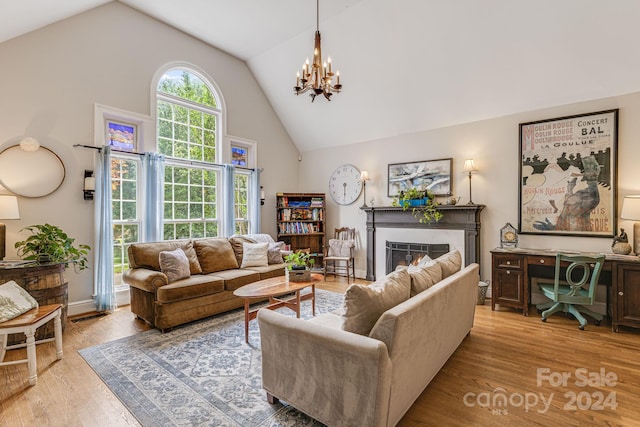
[208,269,261,292]
[128,240,202,274]
[194,238,239,273]
[229,235,257,266]
[436,250,462,279]
[341,268,411,335]
[240,242,269,268]
[156,275,225,303]
[408,260,442,296]
[244,263,286,280]
[268,241,285,264]
[158,248,191,283]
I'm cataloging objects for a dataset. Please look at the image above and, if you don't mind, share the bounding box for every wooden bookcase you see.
[276,193,326,267]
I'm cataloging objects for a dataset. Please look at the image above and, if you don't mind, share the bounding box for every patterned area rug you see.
[79,289,344,426]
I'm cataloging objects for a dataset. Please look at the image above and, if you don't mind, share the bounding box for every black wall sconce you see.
[260,186,265,206]
[84,170,95,200]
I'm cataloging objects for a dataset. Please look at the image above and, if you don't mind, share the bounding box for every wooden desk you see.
[490,248,640,332]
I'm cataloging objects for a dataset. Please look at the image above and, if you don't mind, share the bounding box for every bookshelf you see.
[276,193,326,267]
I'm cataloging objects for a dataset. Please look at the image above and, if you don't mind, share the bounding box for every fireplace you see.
[362,205,484,281]
[386,241,449,274]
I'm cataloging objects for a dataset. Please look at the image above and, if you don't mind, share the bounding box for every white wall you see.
[299,91,640,280]
[0,3,299,312]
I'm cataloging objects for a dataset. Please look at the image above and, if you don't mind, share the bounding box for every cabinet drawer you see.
[526,255,555,267]
[494,253,522,269]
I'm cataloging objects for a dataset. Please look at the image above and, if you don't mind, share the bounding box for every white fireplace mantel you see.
[362,204,485,281]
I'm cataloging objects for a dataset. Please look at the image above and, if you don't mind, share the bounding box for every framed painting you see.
[519,109,618,237]
[388,158,452,197]
[106,119,137,152]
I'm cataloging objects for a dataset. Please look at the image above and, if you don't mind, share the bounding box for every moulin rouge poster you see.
[519,109,618,237]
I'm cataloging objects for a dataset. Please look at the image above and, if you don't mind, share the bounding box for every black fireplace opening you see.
[386,241,450,274]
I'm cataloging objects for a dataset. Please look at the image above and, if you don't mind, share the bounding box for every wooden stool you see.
[0,304,63,385]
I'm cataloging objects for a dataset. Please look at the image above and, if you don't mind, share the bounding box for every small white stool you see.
[0,304,63,386]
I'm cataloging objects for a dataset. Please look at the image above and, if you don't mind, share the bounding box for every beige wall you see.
[299,92,640,280]
[0,3,299,309]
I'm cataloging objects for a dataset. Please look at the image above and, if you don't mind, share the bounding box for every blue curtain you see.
[222,164,236,237]
[249,168,261,233]
[94,146,116,312]
[143,153,165,242]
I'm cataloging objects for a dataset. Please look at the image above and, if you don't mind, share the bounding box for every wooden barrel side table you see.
[0,262,68,345]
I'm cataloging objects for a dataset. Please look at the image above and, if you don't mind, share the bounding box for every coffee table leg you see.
[311,284,316,316]
[243,298,250,343]
[295,291,301,318]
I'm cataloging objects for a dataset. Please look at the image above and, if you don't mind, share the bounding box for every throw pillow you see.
[0,280,38,323]
[416,254,433,267]
[408,260,443,296]
[194,238,239,273]
[436,250,462,279]
[240,242,269,268]
[181,241,203,275]
[267,241,285,264]
[229,235,257,266]
[328,239,355,257]
[341,268,411,336]
[159,248,191,283]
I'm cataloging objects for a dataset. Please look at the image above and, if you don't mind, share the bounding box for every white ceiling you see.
[2,0,640,153]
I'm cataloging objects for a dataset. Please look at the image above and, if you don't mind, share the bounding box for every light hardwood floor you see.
[1,277,639,426]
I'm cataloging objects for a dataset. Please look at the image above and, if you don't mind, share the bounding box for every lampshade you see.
[463,159,477,173]
[0,195,20,219]
[360,170,370,181]
[621,195,640,220]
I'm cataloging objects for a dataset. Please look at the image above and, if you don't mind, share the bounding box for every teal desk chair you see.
[536,253,605,330]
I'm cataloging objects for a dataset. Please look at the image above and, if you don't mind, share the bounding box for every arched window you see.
[156,68,225,239]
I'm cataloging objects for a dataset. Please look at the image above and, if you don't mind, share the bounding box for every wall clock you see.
[329,164,363,205]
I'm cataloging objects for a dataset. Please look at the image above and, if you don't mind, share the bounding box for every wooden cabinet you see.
[491,251,528,316]
[613,262,640,332]
[276,193,325,266]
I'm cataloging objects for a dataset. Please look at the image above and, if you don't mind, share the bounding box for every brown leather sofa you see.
[123,235,285,331]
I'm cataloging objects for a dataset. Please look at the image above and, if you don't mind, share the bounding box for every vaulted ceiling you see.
[3,0,640,152]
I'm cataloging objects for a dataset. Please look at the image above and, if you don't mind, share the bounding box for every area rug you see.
[79,289,343,427]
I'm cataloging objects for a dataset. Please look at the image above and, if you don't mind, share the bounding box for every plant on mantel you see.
[391,188,443,224]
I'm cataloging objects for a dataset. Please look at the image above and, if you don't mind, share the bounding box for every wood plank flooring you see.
[1,277,638,426]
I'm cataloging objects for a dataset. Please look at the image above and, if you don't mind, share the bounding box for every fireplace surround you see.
[362,204,484,281]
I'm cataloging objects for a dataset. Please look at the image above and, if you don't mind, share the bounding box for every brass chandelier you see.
[294,0,342,102]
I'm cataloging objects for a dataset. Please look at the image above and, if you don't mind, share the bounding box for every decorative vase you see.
[612,242,632,255]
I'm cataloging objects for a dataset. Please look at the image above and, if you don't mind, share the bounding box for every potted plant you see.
[392,188,443,223]
[15,223,91,272]
[284,250,315,282]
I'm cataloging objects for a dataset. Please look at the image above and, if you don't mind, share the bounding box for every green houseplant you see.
[284,250,315,270]
[392,188,443,223]
[15,223,91,272]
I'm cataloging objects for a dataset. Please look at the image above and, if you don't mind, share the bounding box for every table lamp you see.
[620,195,640,255]
[0,195,20,260]
[463,159,478,205]
[360,170,371,208]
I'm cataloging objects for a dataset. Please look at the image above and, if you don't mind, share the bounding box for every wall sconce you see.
[0,195,20,260]
[260,186,265,206]
[84,170,95,200]
[360,170,371,208]
[463,159,478,205]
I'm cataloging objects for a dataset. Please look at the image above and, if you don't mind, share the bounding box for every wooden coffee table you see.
[233,273,322,343]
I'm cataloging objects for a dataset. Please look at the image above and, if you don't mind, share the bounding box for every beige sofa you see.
[123,235,285,331]
[258,252,479,427]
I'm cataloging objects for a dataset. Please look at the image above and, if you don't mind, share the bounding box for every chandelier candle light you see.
[294,0,342,102]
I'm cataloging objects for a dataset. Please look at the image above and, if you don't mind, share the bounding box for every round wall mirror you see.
[0,145,66,198]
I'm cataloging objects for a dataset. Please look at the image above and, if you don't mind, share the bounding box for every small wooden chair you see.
[324,227,356,283]
[0,304,63,385]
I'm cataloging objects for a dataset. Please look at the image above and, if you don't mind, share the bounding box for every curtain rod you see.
[73,144,258,171]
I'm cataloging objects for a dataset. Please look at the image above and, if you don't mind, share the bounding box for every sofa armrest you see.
[122,268,168,293]
[258,309,391,427]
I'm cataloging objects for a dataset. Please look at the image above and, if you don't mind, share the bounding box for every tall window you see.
[234,171,249,234]
[157,69,222,239]
[111,156,140,286]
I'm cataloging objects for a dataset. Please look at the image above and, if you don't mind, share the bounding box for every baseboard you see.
[67,287,130,317]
